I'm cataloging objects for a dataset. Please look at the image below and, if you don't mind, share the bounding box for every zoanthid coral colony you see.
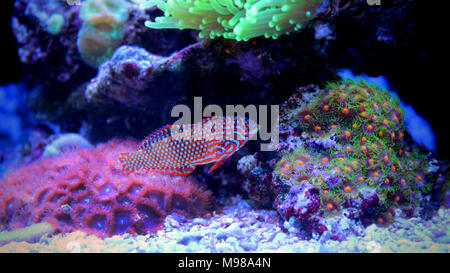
[141,0,323,41]
[276,79,430,226]
[0,140,213,236]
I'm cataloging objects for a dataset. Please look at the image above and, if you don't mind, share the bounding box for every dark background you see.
[1,0,21,84]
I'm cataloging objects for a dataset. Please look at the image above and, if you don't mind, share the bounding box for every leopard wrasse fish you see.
[119,116,258,176]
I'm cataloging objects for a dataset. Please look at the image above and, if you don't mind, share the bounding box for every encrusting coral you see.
[0,139,213,236]
[140,0,323,41]
[275,78,431,227]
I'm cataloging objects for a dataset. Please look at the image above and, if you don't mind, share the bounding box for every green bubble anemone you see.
[139,0,323,41]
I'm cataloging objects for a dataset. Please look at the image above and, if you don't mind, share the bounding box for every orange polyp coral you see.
[385,178,390,185]
[391,166,396,172]
[387,211,394,219]
[383,156,389,162]
[353,123,357,129]
[345,131,351,137]
[372,115,378,121]
[400,179,406,186]
[360,111,367,117]
[322,157,329,163]
[358,177,364,182]
[340,93,346,98]
[339,157,345,162]
[304,114,311,121]
[383,119,389,125]
[393,116,398,122]
[372,144,378,149]
[284,164,291,170]
[367,124,373,131]
[394,195,400,202]
[361,136,367,142]
[361,146,367,151]
[373,103,378,109]
[323,105,329,111]
[346,146,352,152]
[331,124,337,129]
[373,171,380,178]
[344,186,351,193]
[315,125,321,131]
[326,202,333,210]
[377,217,384,224]
[378,131,383,137]
[417,175,423,182]
[342,108,349,115]
[368,158,374,164]
[297,160,304,166]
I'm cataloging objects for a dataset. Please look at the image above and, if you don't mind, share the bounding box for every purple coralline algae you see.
[12,0,83,83]
[86,45,187,105]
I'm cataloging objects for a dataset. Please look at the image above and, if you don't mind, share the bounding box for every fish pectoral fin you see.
[208,159,227,173]
[180,165,195,176]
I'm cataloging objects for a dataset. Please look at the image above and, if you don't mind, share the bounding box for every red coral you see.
[0,139,213,236]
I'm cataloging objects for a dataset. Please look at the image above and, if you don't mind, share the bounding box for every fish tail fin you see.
[119,152,139,175]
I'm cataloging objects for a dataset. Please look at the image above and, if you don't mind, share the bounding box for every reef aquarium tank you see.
[0,0,449,256]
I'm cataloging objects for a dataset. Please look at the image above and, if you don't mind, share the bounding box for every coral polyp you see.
[275,79,431,227]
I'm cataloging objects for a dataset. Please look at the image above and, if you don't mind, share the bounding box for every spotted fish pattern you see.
[119,116,258,176]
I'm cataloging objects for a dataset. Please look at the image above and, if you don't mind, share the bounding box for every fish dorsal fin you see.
[137,124,173,150]
[138,116,219,150]
[202,115,218,123]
